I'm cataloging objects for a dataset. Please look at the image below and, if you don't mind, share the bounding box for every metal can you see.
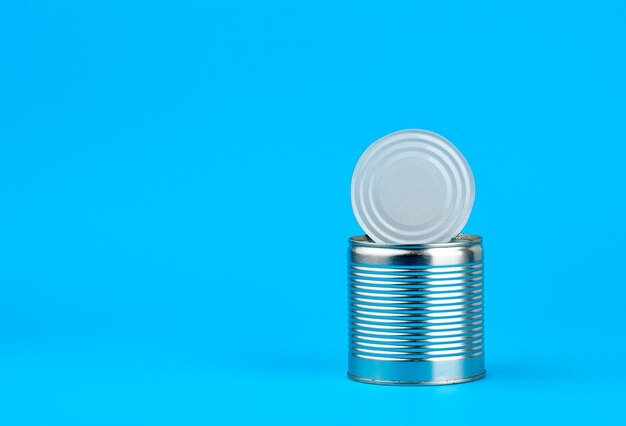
[348,234,485,385]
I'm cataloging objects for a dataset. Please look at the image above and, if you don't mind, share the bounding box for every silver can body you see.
[348,234,485,385]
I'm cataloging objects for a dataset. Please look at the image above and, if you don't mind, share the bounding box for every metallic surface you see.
[348,234,485,386]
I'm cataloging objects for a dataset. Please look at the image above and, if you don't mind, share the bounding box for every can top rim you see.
[349,234,482,249]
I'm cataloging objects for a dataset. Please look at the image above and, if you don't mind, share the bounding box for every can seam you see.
[349,234,482,249]
[346,371,486,386]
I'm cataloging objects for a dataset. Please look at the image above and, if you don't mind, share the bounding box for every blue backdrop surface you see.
[1,1,625,424]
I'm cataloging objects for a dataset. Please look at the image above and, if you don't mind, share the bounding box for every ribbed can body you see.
[348,234,485,385]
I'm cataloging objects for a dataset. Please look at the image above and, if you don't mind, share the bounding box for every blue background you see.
[1,1,625,424]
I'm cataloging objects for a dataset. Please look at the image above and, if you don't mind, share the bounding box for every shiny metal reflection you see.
[348,234,486,386]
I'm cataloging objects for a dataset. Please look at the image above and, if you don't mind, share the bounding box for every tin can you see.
[348,234,485,385]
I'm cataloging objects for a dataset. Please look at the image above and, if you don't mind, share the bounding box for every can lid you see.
[351,129,475,244]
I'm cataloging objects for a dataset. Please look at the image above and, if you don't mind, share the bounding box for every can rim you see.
[349,234,482,248]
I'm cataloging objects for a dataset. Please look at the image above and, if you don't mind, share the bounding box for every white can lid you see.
[351,129,475,244]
